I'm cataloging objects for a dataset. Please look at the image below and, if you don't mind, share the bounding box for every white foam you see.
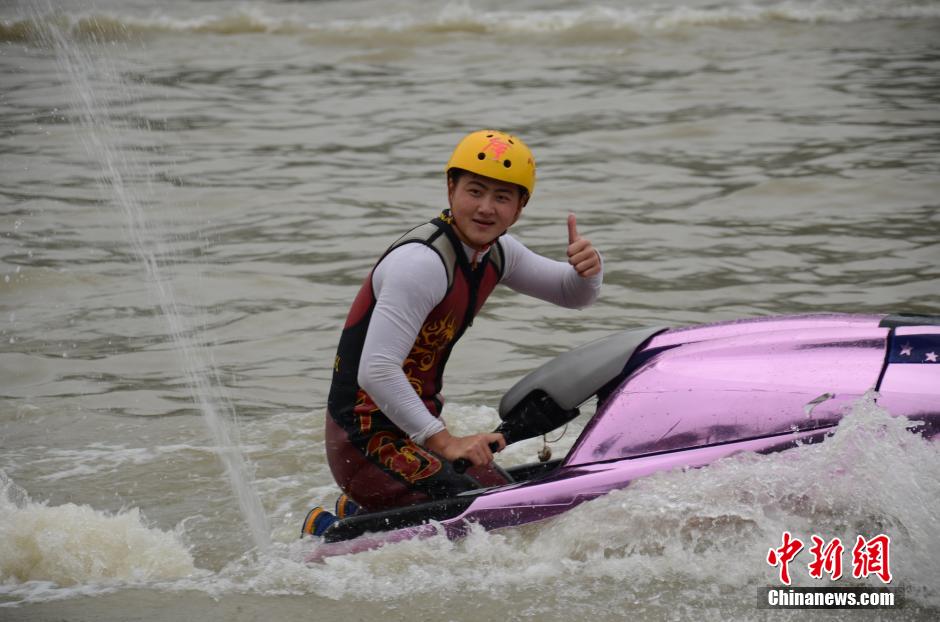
[0,474,197,605]
[172,393,940,609]
[3,396,937,608]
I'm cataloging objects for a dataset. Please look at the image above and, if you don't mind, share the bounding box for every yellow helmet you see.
[445,130,536,196]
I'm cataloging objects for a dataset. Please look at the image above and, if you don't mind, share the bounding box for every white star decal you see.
[926,351,938,363]
[899,343,913,356]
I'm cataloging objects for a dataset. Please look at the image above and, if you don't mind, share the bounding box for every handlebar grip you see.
[452,441,501,475]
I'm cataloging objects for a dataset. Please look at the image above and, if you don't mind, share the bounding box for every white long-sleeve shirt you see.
[357,233,602,444]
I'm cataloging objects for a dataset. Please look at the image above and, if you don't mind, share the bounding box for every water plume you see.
[38,3,271,551]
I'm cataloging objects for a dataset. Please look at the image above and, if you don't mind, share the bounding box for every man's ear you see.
[447,175,456,205]
[515,191,529,222]
[510,202,525,227]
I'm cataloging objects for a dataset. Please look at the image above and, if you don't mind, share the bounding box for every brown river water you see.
[1,1,939,619]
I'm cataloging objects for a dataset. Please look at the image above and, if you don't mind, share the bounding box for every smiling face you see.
[447,171,526,250]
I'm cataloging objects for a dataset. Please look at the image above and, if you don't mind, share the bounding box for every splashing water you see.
[208,394,939,617]
[0,472,197,602]
[38,5,271,551]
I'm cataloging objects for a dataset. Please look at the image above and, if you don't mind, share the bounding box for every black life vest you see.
[327,210,504,435]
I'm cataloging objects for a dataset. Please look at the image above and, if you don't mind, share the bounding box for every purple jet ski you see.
[306,313,940,562]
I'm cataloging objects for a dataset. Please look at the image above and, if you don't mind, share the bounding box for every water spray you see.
[39,5,271,551]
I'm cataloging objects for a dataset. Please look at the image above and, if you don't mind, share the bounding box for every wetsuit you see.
[326,210,602,511]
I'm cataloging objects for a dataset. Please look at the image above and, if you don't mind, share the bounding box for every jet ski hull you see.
[306,313,939,561]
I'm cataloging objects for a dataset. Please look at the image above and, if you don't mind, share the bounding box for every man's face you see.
[447,171,525,250]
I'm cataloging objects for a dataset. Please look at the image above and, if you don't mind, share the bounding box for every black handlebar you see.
[452,441,502,474]
[449,393,580,475]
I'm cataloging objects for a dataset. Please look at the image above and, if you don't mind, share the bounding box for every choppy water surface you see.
[1,0,939,619]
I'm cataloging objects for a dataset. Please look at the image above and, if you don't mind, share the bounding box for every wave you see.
[4,1,940,43]
[204,392,940,612]
[1,394,937,610]
[0,472,196,604]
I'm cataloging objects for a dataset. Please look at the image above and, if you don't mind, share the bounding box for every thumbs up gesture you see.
[567,214,601,278]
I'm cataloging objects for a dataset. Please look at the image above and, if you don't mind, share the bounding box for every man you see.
[304,130,602,536]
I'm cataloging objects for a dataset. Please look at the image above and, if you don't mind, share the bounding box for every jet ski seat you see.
[498,326,666,427]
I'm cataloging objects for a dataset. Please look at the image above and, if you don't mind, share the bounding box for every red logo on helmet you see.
[482,137,510,161]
